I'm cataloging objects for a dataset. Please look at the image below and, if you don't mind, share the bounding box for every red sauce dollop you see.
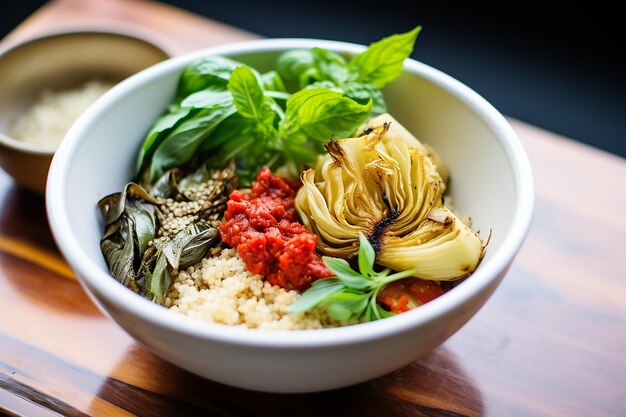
[219,167,332,291]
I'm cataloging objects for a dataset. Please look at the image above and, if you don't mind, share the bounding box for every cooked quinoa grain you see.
[166,248,345,330]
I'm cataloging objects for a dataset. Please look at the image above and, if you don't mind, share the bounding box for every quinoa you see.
[166,248,344,330]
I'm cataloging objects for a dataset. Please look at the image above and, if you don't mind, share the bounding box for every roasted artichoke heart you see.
[295,114,483,280]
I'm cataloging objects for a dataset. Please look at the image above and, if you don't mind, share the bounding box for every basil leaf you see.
[365,297,396,321]
[350,26,421,88]
[377,268,420,286]
[264,96,286,119]
[343,81,387,114]
[276,49,316,82]
[149,105,236,181]
[278,48,348,89]
[323,256,371,289]
[286,278,345,313]
[357,232,376,277]
[136,108,194,175]
[278,138,320,178]
[204,112,279,186]
[228,66,275,126]
[177,56,241,97]
[280,88,372,143]
[181,88,233,109]
[311,47,349,85]
[200,113,256,153]
[304,80,343,92]
[323,291,370,321]
[261,70,287,93]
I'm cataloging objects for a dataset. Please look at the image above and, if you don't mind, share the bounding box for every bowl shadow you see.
[92,344,485,416]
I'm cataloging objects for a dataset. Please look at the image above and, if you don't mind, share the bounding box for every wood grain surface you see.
[1,0,625,416]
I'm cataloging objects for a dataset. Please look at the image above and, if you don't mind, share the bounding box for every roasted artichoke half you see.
[295,114,483,280]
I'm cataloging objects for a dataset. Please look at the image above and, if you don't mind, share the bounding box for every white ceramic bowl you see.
[46,39,534,393]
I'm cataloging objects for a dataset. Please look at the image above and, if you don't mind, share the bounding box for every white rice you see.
[11,80,113,149]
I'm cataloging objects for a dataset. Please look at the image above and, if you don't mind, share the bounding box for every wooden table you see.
[1,1,625,416]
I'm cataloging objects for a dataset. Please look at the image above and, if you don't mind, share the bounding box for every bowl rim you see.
[46,38,534,348]
[0,27,172,156]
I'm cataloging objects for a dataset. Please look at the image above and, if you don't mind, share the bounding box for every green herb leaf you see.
[136,108,193,175]
[286,278,345,313]
[148,104,236,181]
[323,291,369,321]
[377,268,421,286]
[181,89,233,109]
[287,278,346,313]
[365,295,396,321]
[277,138,320,178]
[280,88,372,143]
[357,232,376,277]
[261,70,287,93]
[292,231,425,323]
[310,47,350,85]
[177,56,241,97]
[276,49,316,82]
[342,81,387,114]
[350,26,421,88]
[198,113,253,152]
[323,257,371,289]
[229,66,274,125]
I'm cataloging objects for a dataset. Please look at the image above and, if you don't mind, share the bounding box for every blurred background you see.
[3,0,624,157]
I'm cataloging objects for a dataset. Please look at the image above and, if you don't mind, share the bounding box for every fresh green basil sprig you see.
[277,26,421,113]
[287,233,418,322]
[136,27,421,186]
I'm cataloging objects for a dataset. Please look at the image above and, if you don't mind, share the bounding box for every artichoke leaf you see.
[356,114,449,185]
[296,113,483,280]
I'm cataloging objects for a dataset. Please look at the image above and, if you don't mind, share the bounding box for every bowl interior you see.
[0,31,170,151]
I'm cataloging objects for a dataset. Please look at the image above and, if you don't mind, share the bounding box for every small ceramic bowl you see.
[46,39,534,393]
[0,29,170,193]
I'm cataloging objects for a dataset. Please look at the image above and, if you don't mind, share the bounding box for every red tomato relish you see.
[219,167,332,291]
